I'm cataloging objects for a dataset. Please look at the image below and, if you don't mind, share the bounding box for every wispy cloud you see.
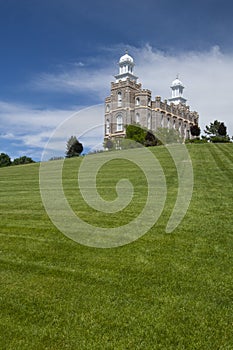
[130,44,233,135]
[30,44,233,136]
[1,44,233,160]
[32,62,112,100]
[0,101,105,160]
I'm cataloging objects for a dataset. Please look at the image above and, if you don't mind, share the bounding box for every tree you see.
[12,156,35,165]
[154,127,182,145]
[66,136,83,158]
[0,153,11,167]
[105,139,114,150]
[120,138,143,149]
[218,122,227,136]
[190,124,201,137]
[204,120,221,137]
[144,131,158,147]
[125,124,146,145]
[204,120,230,142]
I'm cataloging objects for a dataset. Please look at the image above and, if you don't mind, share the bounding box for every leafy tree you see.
[190,124,201,137]
[204,120,230,142]
[204,120,221,137]
[12,156,35,165]
[120,138,143,149]
[125,124,146,145]
[66,136,83,158]
[154,127,182,145]
[0,153,12,167]
[218,122,227,136]
[210,136,230,143]
[105,139,114,150]
[144,131,158,147]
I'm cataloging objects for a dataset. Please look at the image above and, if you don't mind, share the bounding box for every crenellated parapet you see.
[153,96,199,124]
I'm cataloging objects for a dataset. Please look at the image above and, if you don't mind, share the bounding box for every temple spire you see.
[114,52,138,83]
[168,76,187,105]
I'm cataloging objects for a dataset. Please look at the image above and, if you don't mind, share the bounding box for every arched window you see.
[161,115,164,127]
[106,119,110,134]
[179,122,182,133]
[117,92,122,107]
[173,119,176,129]
[147,113,151,129]
[167,117,170,128]
[136,97,140,106]
[106,104,110,113]
[136,113,140,124]
[116,115,123,132]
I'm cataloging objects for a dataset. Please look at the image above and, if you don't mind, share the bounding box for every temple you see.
[104,51,199,143]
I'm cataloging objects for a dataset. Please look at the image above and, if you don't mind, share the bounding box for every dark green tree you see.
[204,120,221,137]
[218,122,227,136]
[125,124,146,145]
[144,131,158,147]
[155,127,182,145]
[0,153,12,167]
[105,139,114,150]
[204,120,230,142]
[12,156,35,165]
[66,136,83,158]
[190,124,201,137]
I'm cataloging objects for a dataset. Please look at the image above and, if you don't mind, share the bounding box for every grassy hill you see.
[0,143,233,349]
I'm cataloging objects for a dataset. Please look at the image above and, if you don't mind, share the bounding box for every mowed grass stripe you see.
[215,142,233,163]
[208,143,233,183]
[0,144,233,349]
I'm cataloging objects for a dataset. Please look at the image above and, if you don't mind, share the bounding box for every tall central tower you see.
[114,51,138,83]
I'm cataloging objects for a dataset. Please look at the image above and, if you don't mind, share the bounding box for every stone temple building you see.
[104,51,199,143]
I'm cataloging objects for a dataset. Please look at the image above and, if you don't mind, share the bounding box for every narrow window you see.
[161,115,164,127]
[106,119,110,134]
[116,115,123,132]
[147,114,151,129]
[118,92,122,107]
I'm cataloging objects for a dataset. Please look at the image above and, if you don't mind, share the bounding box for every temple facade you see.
[104,52,199,143]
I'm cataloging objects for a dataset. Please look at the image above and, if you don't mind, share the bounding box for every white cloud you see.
[0,101,105,160]
[32,66,112,100]
[31,44,233,136]
[1,44,233,161]
[131,44,233,136]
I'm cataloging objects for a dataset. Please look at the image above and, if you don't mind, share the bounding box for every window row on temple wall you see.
[105,114,193,136]
[135,97,151,106]
[105,115,124,134]
[116,93,152,108]
[162,116,182,132]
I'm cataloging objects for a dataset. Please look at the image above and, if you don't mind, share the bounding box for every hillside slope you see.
[0,143,233,349]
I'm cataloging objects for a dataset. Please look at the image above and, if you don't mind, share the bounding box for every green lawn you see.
[0,143,233,349]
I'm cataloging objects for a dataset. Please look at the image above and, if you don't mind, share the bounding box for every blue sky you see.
[1,0,233,160]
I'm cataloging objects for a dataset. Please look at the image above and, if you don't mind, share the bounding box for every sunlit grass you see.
[0,144,233,349]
